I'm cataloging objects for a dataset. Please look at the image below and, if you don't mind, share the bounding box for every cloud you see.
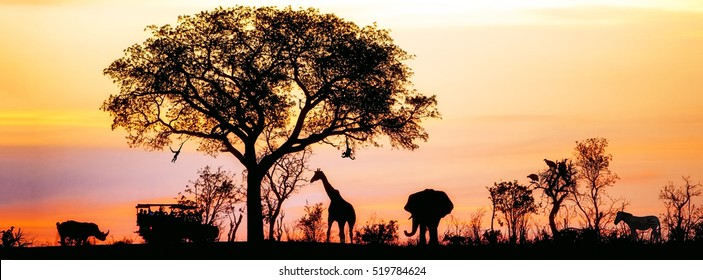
[0,110,108,127]
[0,0,164,6]
[527,5,703,26]
[0,0,85,5]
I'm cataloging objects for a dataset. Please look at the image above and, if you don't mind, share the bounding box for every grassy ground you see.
[2,241,702,260]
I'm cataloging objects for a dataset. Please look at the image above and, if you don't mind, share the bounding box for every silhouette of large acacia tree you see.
[101,6,439,242]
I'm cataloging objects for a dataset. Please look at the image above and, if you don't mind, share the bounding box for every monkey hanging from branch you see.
[341,138,355,160]
[169,138,188,163]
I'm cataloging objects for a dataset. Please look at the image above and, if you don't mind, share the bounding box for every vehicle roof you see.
[135,203,197,210]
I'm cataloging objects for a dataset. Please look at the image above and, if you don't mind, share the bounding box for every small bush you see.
[296,202,326,242]
[110,236,136,246]
[482,229,502,245]
[442,215,479,246]
[692,220,703,242]
[1,226,33,248]
[354,219,398,245]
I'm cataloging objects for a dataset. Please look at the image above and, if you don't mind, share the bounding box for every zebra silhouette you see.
[614,211,661,242]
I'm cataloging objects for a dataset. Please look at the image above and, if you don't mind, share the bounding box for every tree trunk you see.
[268,206,281,241]
[247,168,264,243]
[548,204,559,237]
[490,208,495,232]
[267,218,274,241]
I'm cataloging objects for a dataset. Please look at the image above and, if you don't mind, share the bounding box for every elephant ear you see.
[434,190,454,218]
[404,191,422,214]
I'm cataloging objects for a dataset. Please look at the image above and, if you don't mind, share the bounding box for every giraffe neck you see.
[319,175,337,199]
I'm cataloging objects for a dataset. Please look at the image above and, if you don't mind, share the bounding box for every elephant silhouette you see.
[403,189,454,246]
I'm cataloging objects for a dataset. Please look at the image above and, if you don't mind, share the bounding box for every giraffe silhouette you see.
[310,169,356,243]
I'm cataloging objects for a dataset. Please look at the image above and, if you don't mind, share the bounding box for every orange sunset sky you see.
[1,0,702,245]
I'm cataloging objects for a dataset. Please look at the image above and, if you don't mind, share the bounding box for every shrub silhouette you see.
[354,219,398,245]
[296,202,326,243]
[1,226,32,248]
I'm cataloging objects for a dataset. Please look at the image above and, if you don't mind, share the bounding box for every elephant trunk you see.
[404,216,419,237]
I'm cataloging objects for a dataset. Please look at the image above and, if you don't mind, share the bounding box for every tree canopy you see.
[488,180,538,244]
[530,158,577,236]
[176,166,243,228]
[102,6,440,242]
[572,137,622,237]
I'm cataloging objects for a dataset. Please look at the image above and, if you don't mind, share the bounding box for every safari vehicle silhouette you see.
[135,203,218,244]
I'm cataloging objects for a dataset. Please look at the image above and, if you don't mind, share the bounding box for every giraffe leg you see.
[338,222,346,244]
[327,220,333,243]
[349,222,354,244]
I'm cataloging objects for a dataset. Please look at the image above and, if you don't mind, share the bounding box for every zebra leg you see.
[630,228,638,241]
[652,226,661,243]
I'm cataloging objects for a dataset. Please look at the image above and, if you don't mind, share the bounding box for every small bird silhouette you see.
[544,159,557,169]
[527,174,539,182]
